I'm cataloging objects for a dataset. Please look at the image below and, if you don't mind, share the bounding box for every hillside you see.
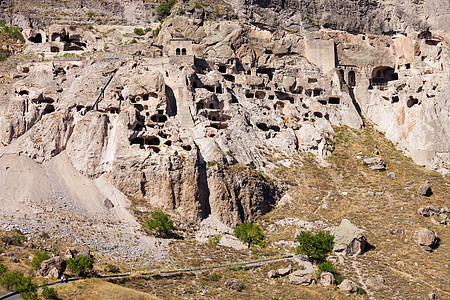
[0,0,448,299]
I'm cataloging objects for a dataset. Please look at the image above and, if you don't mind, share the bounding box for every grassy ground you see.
[54,278,159,299]
[259,124,449,299]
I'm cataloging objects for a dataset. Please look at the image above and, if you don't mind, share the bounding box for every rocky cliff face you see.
[0,0,448,228]
[229,0,450,34]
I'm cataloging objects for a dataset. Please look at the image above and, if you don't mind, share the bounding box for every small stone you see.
[10,257,19,263]
[268,270,277,278]
[428,293,436,299]
[223,280,242,291]
[289,269,314,285]
[362,157,386,171]
[417,184,432,197]
[396,261,405,267]
[338,279,358,293]
[430,217,440,225]
[385,171,397,179]
[405,180,414,186]
[277,265,292,276]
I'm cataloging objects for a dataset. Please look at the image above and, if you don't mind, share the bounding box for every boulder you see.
[289,269,314,285]
[385,172,397,179]
[9,257,19,263]
[338,279,358,293]
[362,157,386,171]
[417,229,437,252]
[277,265,292,276]
[223,280,242,291]
[39,256,66,278]
[417,184,432,196]
[268,270,277,278]
[320,272,335,286]
[366,275,385,290]
[331,219,367,255]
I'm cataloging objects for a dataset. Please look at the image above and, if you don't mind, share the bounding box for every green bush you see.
[31,252,51,270]
[0,271,38,299]
[296,231,334,262]
[104,264,120,273]
[318,261,336,274]
[41,285,58,299]
[134,28,145,36]
[156,3,171,17]
[194,1,202,8]
[153,26,161,37]
[67,256,94,277]
[233,222,265,248]
[0,262,7,275]
[143,211,177,238]
[0,23,25,43]
[208,235,222,246]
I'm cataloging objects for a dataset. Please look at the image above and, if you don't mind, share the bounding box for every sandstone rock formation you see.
[39,256,66,278]
[332,219,367,256]
[289,269,313,286]
[417,184,432,196]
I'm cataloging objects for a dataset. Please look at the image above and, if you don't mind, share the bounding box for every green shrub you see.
[85,10,95,18]
[318,261,336,274]
[0,23,25,43]
[67,256,94,277]
[41,284,58,299]
[144,27,152,33]
[156,3,171,17]
[233,222,265,248]
[295,231,334,262]
[194,1,202,8]
[130,38,137,44]
[0,262,7,275]
[208,235,222,246]
[143,211,177,238]
[134,28,145,36]
[31,252,51,270]
[104,264,120,273]
[0,271,38,299]
[153,26,161,37]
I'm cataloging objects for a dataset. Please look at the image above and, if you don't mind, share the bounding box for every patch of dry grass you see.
[54,278,159,299]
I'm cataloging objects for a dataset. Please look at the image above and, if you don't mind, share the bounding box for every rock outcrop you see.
[39,256,66,278]
[417,229,438,252]
[332,219,367,256]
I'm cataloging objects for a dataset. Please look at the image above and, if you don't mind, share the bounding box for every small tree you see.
[31,252,51,270]
[296,231,334,262]
[143,211,177,238]
[233,222,265,248]
[134,28,145,36]
[67,256,94,277]
[0,270,38,299]
[41,284,59,300]
[0,262,7,275]
[156,3,171,17]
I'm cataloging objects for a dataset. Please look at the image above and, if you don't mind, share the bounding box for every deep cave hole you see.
[29,33,43,43]
[407,96,419,108]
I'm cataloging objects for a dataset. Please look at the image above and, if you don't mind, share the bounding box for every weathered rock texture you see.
[332,219,367,256]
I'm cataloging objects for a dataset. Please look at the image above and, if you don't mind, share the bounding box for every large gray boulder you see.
[331,219,367,255]
[366,275,385,290]
[417,229,437,252]
[289,269,314,285]
[338,279,358,293]
[39,256,66,278]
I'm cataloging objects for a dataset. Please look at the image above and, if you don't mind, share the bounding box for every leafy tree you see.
[0,262,7,275]
[67,256,94,277]
[156,3,171,17]
[0,271,38,299]
[41,284,59,300]
[31,252,51,270]
[296,231,334,262]
[143,211,177,238]
[233,222,265,248]
[134,28,145,36]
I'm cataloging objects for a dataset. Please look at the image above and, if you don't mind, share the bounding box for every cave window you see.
[181,48,186,55]
[216,85,222,94]
[407,96,418,108]
[209,103,215,109]
[328,97,340,104]
[50,46,60,53]
[313,89,322,97]
[218,65,226,73]
[143,94,149,101]
[376,70,381,77]
[176,48,181,56]
[348,71,356,86]
[392,96,399,103]
[29,33,42,43]
[268,95,274,100]
[405,63,410,69]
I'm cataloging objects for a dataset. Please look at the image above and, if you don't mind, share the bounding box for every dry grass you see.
[54,278,159,299]
[259,124,449,299]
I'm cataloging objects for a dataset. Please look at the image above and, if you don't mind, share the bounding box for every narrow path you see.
[0,255,296,299]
